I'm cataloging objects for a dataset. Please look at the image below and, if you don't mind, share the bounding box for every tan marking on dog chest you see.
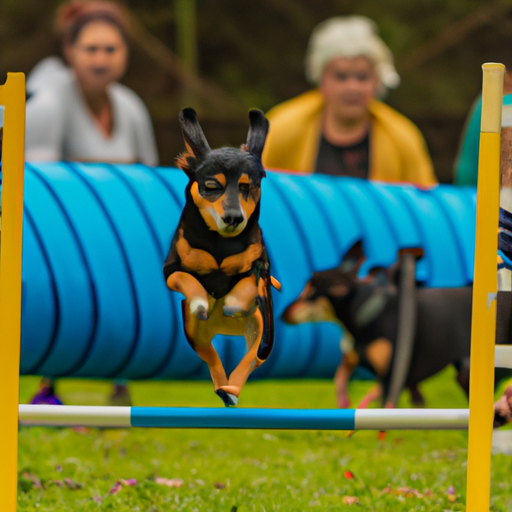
[220,243,263,276]
[365,338,393,377]
[176,229,219,275]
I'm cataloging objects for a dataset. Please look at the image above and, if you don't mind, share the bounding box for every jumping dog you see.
[282,242,479,409]
[164,108,277,407]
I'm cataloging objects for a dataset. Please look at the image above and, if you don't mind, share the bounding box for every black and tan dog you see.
[164,108,277,407]
[282,242,476,409]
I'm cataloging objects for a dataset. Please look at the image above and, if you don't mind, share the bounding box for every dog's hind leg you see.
[181,299,229,395]
[193,342,228,389]
[408,385,425,407]
[358,384,382,408]
[334,349,359,408]
[218,309,264,401]
[195,344,229,395]
[223,275,259,317]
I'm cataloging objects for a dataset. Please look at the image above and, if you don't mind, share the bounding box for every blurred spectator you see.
[262,15,437,186]
[26,0,160,407]
[454,69,512,186]
[25,0,158,165]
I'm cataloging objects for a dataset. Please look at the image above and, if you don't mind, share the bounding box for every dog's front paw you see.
[189,297,209,321]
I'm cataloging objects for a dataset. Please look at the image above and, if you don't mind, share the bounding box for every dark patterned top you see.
[314,131,369,178]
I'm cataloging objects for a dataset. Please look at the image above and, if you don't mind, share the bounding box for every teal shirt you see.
[454,93,512,185]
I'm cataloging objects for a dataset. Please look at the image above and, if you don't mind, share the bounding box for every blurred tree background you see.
[1,0,512,182]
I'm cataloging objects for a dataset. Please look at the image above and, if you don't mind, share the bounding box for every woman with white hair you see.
[262,16,437,185]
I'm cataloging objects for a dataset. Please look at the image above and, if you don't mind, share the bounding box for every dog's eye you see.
[204,180,222,191]
[239,183,251,194]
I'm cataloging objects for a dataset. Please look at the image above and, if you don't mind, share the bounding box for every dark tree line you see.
[1,0,511,182]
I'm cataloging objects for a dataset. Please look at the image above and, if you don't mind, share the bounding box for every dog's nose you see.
[223,212,244,227]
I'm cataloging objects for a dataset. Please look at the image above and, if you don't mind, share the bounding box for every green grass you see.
[16,369,512,511]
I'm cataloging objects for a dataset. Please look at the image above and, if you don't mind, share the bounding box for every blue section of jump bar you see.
[130,406,356,430]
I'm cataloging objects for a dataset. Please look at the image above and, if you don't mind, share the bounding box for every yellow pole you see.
[466,63,504,512]
[0,72,26,511]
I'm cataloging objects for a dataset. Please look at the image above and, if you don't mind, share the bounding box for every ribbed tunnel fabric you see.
[19,164,476,379]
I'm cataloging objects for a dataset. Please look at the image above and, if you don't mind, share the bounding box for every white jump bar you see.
[495,345,512,368]
[18,405,470,430]
[19,405,131,427]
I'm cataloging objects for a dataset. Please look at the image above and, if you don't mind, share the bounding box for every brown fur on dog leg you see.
[223,275,258,317]
[334,349,359,408]
[220,243,263,276]
[358,384,382,408]
[176,229,219,275]
[224,309,264,396]
[167,271,210,319]
[195,345,229,391]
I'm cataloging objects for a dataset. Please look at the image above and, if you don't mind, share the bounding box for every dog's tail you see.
[256,274,275,363]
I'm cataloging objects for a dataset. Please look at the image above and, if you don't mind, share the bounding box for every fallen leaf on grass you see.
[21,472,43,490]
[47,478,82,490]
[447,485,457,502]
[72,426,90,434]
[109,482,122,494]
[342,496,360,505]
[109,478,137,494]
[382,487,423,498]
[154,477,184,488]
[64,478,82,490]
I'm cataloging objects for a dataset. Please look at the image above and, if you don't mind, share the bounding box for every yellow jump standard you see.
[466,62,504,512]
[0,72,26,512]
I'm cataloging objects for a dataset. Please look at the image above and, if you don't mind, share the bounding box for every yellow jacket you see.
[262,90,437,186]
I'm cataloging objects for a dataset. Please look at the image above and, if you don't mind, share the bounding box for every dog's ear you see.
[245,109,269,159]
[178,108,211,160]
[339,240,366,274]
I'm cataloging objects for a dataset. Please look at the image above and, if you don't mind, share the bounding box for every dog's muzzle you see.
[223,211,245,228]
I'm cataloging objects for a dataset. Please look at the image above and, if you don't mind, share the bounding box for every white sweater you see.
[25,61,159,166]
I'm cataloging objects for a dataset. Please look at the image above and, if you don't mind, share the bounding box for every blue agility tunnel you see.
[20,163,476,380]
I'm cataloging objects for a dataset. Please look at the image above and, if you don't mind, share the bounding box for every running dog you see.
[164,108,277,407]
[282,242,476,408]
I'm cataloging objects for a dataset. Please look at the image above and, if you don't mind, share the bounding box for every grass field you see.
[16,369,512,511]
